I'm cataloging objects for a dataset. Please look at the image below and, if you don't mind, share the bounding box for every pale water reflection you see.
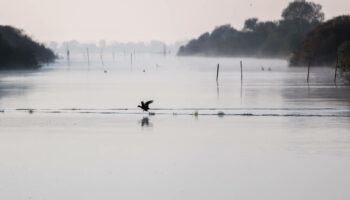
[0,54,350,200]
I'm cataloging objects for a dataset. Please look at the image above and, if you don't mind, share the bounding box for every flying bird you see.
[138,100,153,112]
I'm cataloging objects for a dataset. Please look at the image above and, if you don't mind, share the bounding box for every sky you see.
[0,0,349,44]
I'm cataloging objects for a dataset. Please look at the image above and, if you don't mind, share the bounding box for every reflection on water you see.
[216,81,219,99]
[139,116,153,127]
[281,85,350,103]
[0,55,350,200]
[0,79,31,100]
[0,55,349,109]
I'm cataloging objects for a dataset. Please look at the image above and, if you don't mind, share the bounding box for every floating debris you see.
[0,109,4,113]
[194,111,199,117]
[148,112,155,116]
[104,70,108,73]
[242,113,253,116]
[16,108,35,113]
[217,111,225,117]
[49,111,61,113]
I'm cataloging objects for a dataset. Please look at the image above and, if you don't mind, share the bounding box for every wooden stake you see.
[100,50,104,67]
[240,61,243,82]
[334,55,339,83]
[307,61,311,83]
[163,45,167,57]
[86,48,90,68]
[216,64,220,82]
[66,45,70,66]
[131,53,133,65]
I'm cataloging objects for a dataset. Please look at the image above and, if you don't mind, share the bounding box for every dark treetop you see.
[178,0,324,58]
[290,15,350,67]
[0,25,56,70]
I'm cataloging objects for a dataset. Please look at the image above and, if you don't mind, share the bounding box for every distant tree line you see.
[178,0,324,58]
[0,25,56,70]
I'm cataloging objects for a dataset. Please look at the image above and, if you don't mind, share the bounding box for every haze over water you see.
[0,54,350,200]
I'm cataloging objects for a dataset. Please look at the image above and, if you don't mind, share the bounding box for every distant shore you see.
[0,25,56,70]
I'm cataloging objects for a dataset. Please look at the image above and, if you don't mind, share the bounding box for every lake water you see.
[0,54,350,200]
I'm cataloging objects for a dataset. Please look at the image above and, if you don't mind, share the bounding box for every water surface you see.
[0,54,349,200]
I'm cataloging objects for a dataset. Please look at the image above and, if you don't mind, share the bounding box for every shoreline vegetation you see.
[177,1,350,68]
[0,0,348,80]
[178,0,324,59]
[0,25,56,70]
[290,16,350,67]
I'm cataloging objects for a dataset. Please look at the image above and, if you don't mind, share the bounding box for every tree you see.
[290,15,350,66]
[243,18,258,32]
[282,0,324,23]
[177,0,325,58]
[0,25,56,69]
[210,24,235,41]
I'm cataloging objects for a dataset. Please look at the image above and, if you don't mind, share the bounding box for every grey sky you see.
[0,0,349,44]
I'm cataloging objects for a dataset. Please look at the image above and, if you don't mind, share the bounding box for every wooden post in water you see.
[216,64,220,82]
[86,48,90,68]
[100,50,104,67]
[334,55,339,83]
[163,45,167,57]
[307,61,311,83]
[240,61,243,82]
[66,46,70,66]
[131,53,133,65]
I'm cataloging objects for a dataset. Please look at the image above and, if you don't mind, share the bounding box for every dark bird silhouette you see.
[138,100,153,112]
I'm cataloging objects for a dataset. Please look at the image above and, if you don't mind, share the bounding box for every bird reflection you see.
[139,117,153,127]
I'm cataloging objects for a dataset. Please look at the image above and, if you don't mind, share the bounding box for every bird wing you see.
[145,100,153,107]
